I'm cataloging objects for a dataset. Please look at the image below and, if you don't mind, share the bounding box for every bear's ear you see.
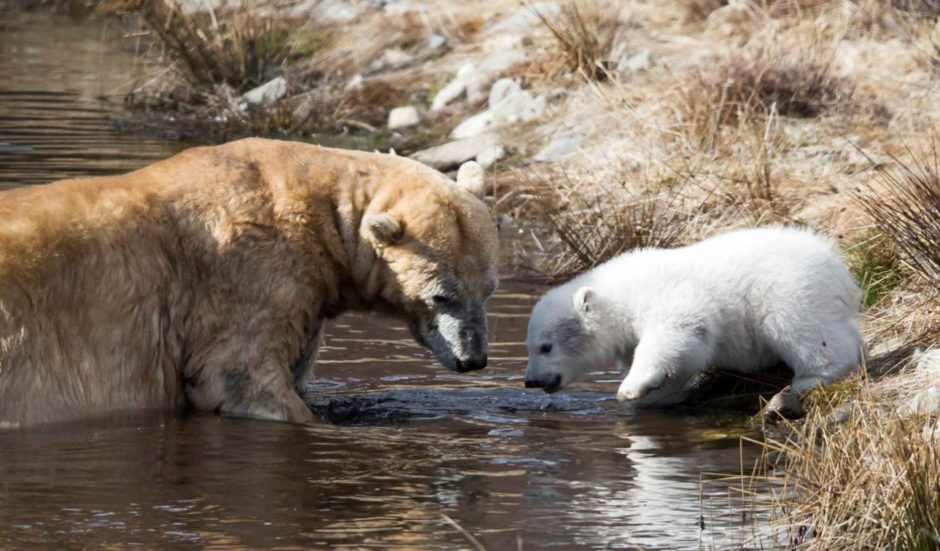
[364,213,404,246]
[573,286,597,314]
[455,161,486,200]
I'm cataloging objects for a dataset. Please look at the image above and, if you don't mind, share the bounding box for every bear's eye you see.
[432,295,454,305]
[540,343,553,354]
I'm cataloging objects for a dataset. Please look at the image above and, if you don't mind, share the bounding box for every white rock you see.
[242,77,287,106]
[298,0,359,22]
[431,80,467,111]
[451,111,493,140]
[387,106,422,130]
[426,33,448,52]
[451,90,545,139]
[369,48,413,72]
[482,34,531,54]
[465,49,529,103]
[384,0,428,16]
[410,133,501,171]
[898,387,940,417]
[344,74,364,91]
[430,62,475,111]
[489,1,559,33]
[475,144,507,170]
[533,135,585,162]
[457,62,476,79]
[489,78,522,107]
[617,49,656,74]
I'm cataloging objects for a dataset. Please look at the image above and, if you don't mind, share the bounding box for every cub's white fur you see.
[524,227,863,403]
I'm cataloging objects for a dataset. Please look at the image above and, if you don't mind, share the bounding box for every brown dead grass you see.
[677,45,861,152]
[520,163,700,277]
[854,143,940,296]
[105,0,295,92]
[530,0,626,82]
[743,375,940,551]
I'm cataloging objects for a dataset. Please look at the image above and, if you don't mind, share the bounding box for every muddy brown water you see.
[0,10,768,550]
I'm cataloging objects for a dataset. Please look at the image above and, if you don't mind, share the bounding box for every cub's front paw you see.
[616,373,663,402]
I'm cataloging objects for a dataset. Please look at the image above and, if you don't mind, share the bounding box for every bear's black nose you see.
[454,356,487,373]
[525,378,543,389]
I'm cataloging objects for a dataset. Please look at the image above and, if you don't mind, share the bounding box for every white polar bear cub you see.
[524,226,863,403]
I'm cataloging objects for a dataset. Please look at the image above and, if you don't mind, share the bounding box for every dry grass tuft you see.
[854,144,940,296]
[305,12,428,81]
[521,165,699,277]
[530,0,626,82]
[678,45,856,150]
[111,0,296,92]
[749,379,940,550]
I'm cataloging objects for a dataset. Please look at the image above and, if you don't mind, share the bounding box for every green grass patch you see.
[845,232,903,309]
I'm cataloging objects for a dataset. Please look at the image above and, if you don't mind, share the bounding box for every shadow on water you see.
[0,9,770,551]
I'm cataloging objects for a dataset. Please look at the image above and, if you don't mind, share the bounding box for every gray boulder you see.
[388,106,422,130]
[533,135,585,162]
[410,133,502,171]
[242,77,287,106]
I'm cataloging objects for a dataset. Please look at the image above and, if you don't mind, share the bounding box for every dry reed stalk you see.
[519,163,700,278]
[528,0,626,82]
[853,143,940,297]
[120,0,294,91]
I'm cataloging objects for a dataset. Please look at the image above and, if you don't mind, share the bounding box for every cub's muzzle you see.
[524,374,562,394]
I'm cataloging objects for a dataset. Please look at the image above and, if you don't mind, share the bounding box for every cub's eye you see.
[432,295,452,305]
[539,344,553,354]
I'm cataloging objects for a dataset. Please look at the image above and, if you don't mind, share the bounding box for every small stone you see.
[426,33,448,52]
[430,63,475,111]
[533,135,585,162]
[369,48,413,72]
[827,401,858,425]
[451,91,545,139]
[344,74,364,91]
[617,49,656,75]
[242,77,287,106]
[488,1,559,33]
[762,391,805,423]
[898,387,940,417]
[489,78,522,107]
[475,144,507,170]
[387,106,422,130]
[451,111,493,140]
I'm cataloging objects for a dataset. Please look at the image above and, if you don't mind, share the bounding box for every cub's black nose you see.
[543,374,563,394]
[455,356,487,373]
[525,379,543,389]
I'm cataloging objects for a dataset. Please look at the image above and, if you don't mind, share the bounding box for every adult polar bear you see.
[524,227,863,404]
[0,138,498,426]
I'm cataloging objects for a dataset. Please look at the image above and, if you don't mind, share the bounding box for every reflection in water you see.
[0,10,766,551]
[0,11,187,186]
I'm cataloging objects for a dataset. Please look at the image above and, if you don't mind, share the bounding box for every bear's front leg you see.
[616,325,712,402]
[185,338,316,424]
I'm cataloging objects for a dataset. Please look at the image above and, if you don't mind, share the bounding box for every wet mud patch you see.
[308,388,615,425]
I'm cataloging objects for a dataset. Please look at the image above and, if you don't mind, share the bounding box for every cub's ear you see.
[573,286,597,314]
[364,213,404,246]
[456,161,486,200]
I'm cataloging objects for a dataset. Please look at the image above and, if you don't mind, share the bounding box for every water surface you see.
[0,10,764,551]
